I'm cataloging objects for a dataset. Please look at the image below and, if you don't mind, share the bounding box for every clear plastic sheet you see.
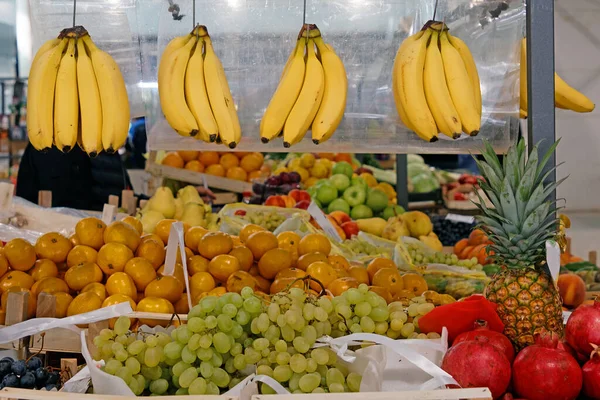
[139,0,524,154]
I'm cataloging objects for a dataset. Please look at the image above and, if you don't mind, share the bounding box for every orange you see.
[157,263,186,287]
[453,238,468,256]
[104,221,141,251]
[145,276,184,304]
[198,151,220,167]
[137,297,175,327]
[372,268,404,295]
[401,273,428,296]
[66,245,98,268]
[154,219,179,245]
[106,272,137,299]
[75,217,106,250]
[0,270,34,291]
[328,255,350,271]
[1,287,36,318]
[185,160,205,173]
[334,153,352,163]
[239,224,265,243]
[54,292,73,318]
[198,232,233,259]
[258,248,293,279]
[64,262,103,291]
[188,255,210,275]
[34,233,72,264]
[67,292,102,317]
[296,252,328,271]
[226,166,248,181]
[368,286,392,303]
[306,261,337,290]
[178,151,200,162]
[332,266,350,279]
[328,277,359,296]
[366,258,397,281]
[32,277,69,297]
[103,293,136,310]
[220,153,240,169]
[135,239,166,269]
[270,277,303,294]
[275,268,306,281]
[190,272,216,298]
[254,275,271,293]
[161,152,184,168]
[97,243,134,275]
[240,153,263,173]
[226,271,257,293]
[175,247,194,264]
[348,266,370,285]
[81,282,107,302]
[30,259,58,281]
[0,256,7,278]
[277,231,301,255]
[69,234,80,246]
[174,294,190,314]
[245,231,278,261]
[248,171,263,181]
[298,234,331,256]
[205,164,225,177]
[393,289,416,302]
[184,226,208,250]
[208,255,241,282]
[5,238,37,271]
[122,216,144,235]
[124,257,157,291]
[229,246,254,272]
[141,234,163,244]
[248,265,259,276]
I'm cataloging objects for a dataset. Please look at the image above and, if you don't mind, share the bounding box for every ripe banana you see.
[203,35,241,149]
[27,38,68,151]
[448,33,482,116]
[184,37,218,143]
[423,31,462,139]
[392,32,422,133]
[395,29,438,142]
[260,39,306,143]
[54,38,79,152]
[82,35,130,153]
[76,38,103,156]
[439,31,480,136]
[312,37,347,145]
[283,39,324,147]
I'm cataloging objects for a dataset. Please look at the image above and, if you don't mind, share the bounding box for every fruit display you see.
[272,153,335,188]
[160,151,269,182]
[27,26,129,154]
[158,25,240,148]
[393,21,481,142]
[379,211,443,251]
[452,229,493,265]
[250,171,303,205]
[520,37,595,117]
[263,189,312,210]
[260,25,347,147]
[431,215,476,246]
[234,210,287,232]
[0,356,61,391]
[407,155,441,194]
[137,186,218,233]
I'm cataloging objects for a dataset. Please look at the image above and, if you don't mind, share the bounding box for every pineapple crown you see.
[473,139,565,268]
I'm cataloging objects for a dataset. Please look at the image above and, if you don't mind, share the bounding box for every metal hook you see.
[72,0,77,27]
[432,0,439,21]
[192,0,196,29]
[302,0,309,43]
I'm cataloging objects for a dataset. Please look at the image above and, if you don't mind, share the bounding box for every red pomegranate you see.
[582,345,600,399]
[565,299,600,358]
[512,332,582,400]
[453,320,515,362]
[442,340,511,399]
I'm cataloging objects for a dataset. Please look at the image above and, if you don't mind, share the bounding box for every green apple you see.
[383,205,406,220]
[366,188,389,213]
[343,185,367,207]
[316,184,338,206]
[332,161,354,178]
[351,176,368,190]
[329,174,351,192]
[313,198,323,209]
[314,179,329,188]
[327,198,350,214]
[350,204,373,219]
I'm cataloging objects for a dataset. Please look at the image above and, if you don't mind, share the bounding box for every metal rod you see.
[526,0,555,201]
[432,0,439,21]
[395,155,409,210]
[72,0,77,27]
[302,0,307,26]
[192,0,195,28]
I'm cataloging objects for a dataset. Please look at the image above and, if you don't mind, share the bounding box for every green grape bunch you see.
[407,243,483,270]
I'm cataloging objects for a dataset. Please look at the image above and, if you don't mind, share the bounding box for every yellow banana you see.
[185,37,218,143]
[54,39,79,152]
[163,34,192,60]
[520,38,528,113]
[260,39,306,143]
[555,74,595,112]
[76,38,103,156]
[448,33,482,116]
[283,39,324,147]
[31,38,61,71]
[82,35,130,153]
[423,30,462,139]
[392,31,423,133]
[311,37,347,145]
[204,36,241,148]
[395,29,438,142]
[27,38,68,151]
[439,31,480,136]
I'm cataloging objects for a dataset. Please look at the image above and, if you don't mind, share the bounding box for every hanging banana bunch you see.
[520,38,595,117]
[27,26,130,155]
[158,25,241,149]
[260,24,348,147]
[392,21,482,142]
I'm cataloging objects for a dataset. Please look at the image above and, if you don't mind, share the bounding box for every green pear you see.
[181,203,206,227]
[177,185,204,205]
[140,210,165,233]
[173,198,184,220]
[149,187,176,218]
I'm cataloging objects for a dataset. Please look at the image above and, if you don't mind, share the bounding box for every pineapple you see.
[475,139,565,350]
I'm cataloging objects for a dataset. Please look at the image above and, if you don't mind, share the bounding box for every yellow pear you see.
[180,203,205,227]
[419,235,443,252]
[140,210,165,234]
[173,198,184,220]
[177,185,204,205]
[356,218,388,237]
[149,187,176,218]
[402,211,433,237]
[381,216,411,241]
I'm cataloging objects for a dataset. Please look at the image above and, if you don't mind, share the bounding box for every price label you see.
[307,201,342,242]
[445,213,475,224]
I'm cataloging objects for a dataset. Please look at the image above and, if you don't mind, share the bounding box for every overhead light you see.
[227,0,241,9]
[138,81,158,89]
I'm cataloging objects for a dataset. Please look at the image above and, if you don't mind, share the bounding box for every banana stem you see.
[298,24,321,39]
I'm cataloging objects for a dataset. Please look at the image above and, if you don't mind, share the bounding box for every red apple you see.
[289,189,311,203]
[329,211,351,225]
[341,221,359,238]
[295,200,310,210]
[264,195,285,207]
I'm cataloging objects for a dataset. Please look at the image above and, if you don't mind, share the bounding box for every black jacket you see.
[16,144,132,211]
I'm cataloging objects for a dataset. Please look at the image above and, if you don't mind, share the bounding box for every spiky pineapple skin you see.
[485,267,564,350]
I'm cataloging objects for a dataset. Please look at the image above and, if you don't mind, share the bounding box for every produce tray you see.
[408,189,443,205]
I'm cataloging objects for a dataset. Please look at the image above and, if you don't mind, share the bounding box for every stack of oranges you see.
[161,151,270,182]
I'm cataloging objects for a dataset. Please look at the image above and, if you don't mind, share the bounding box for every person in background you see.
[125,116,147,169]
